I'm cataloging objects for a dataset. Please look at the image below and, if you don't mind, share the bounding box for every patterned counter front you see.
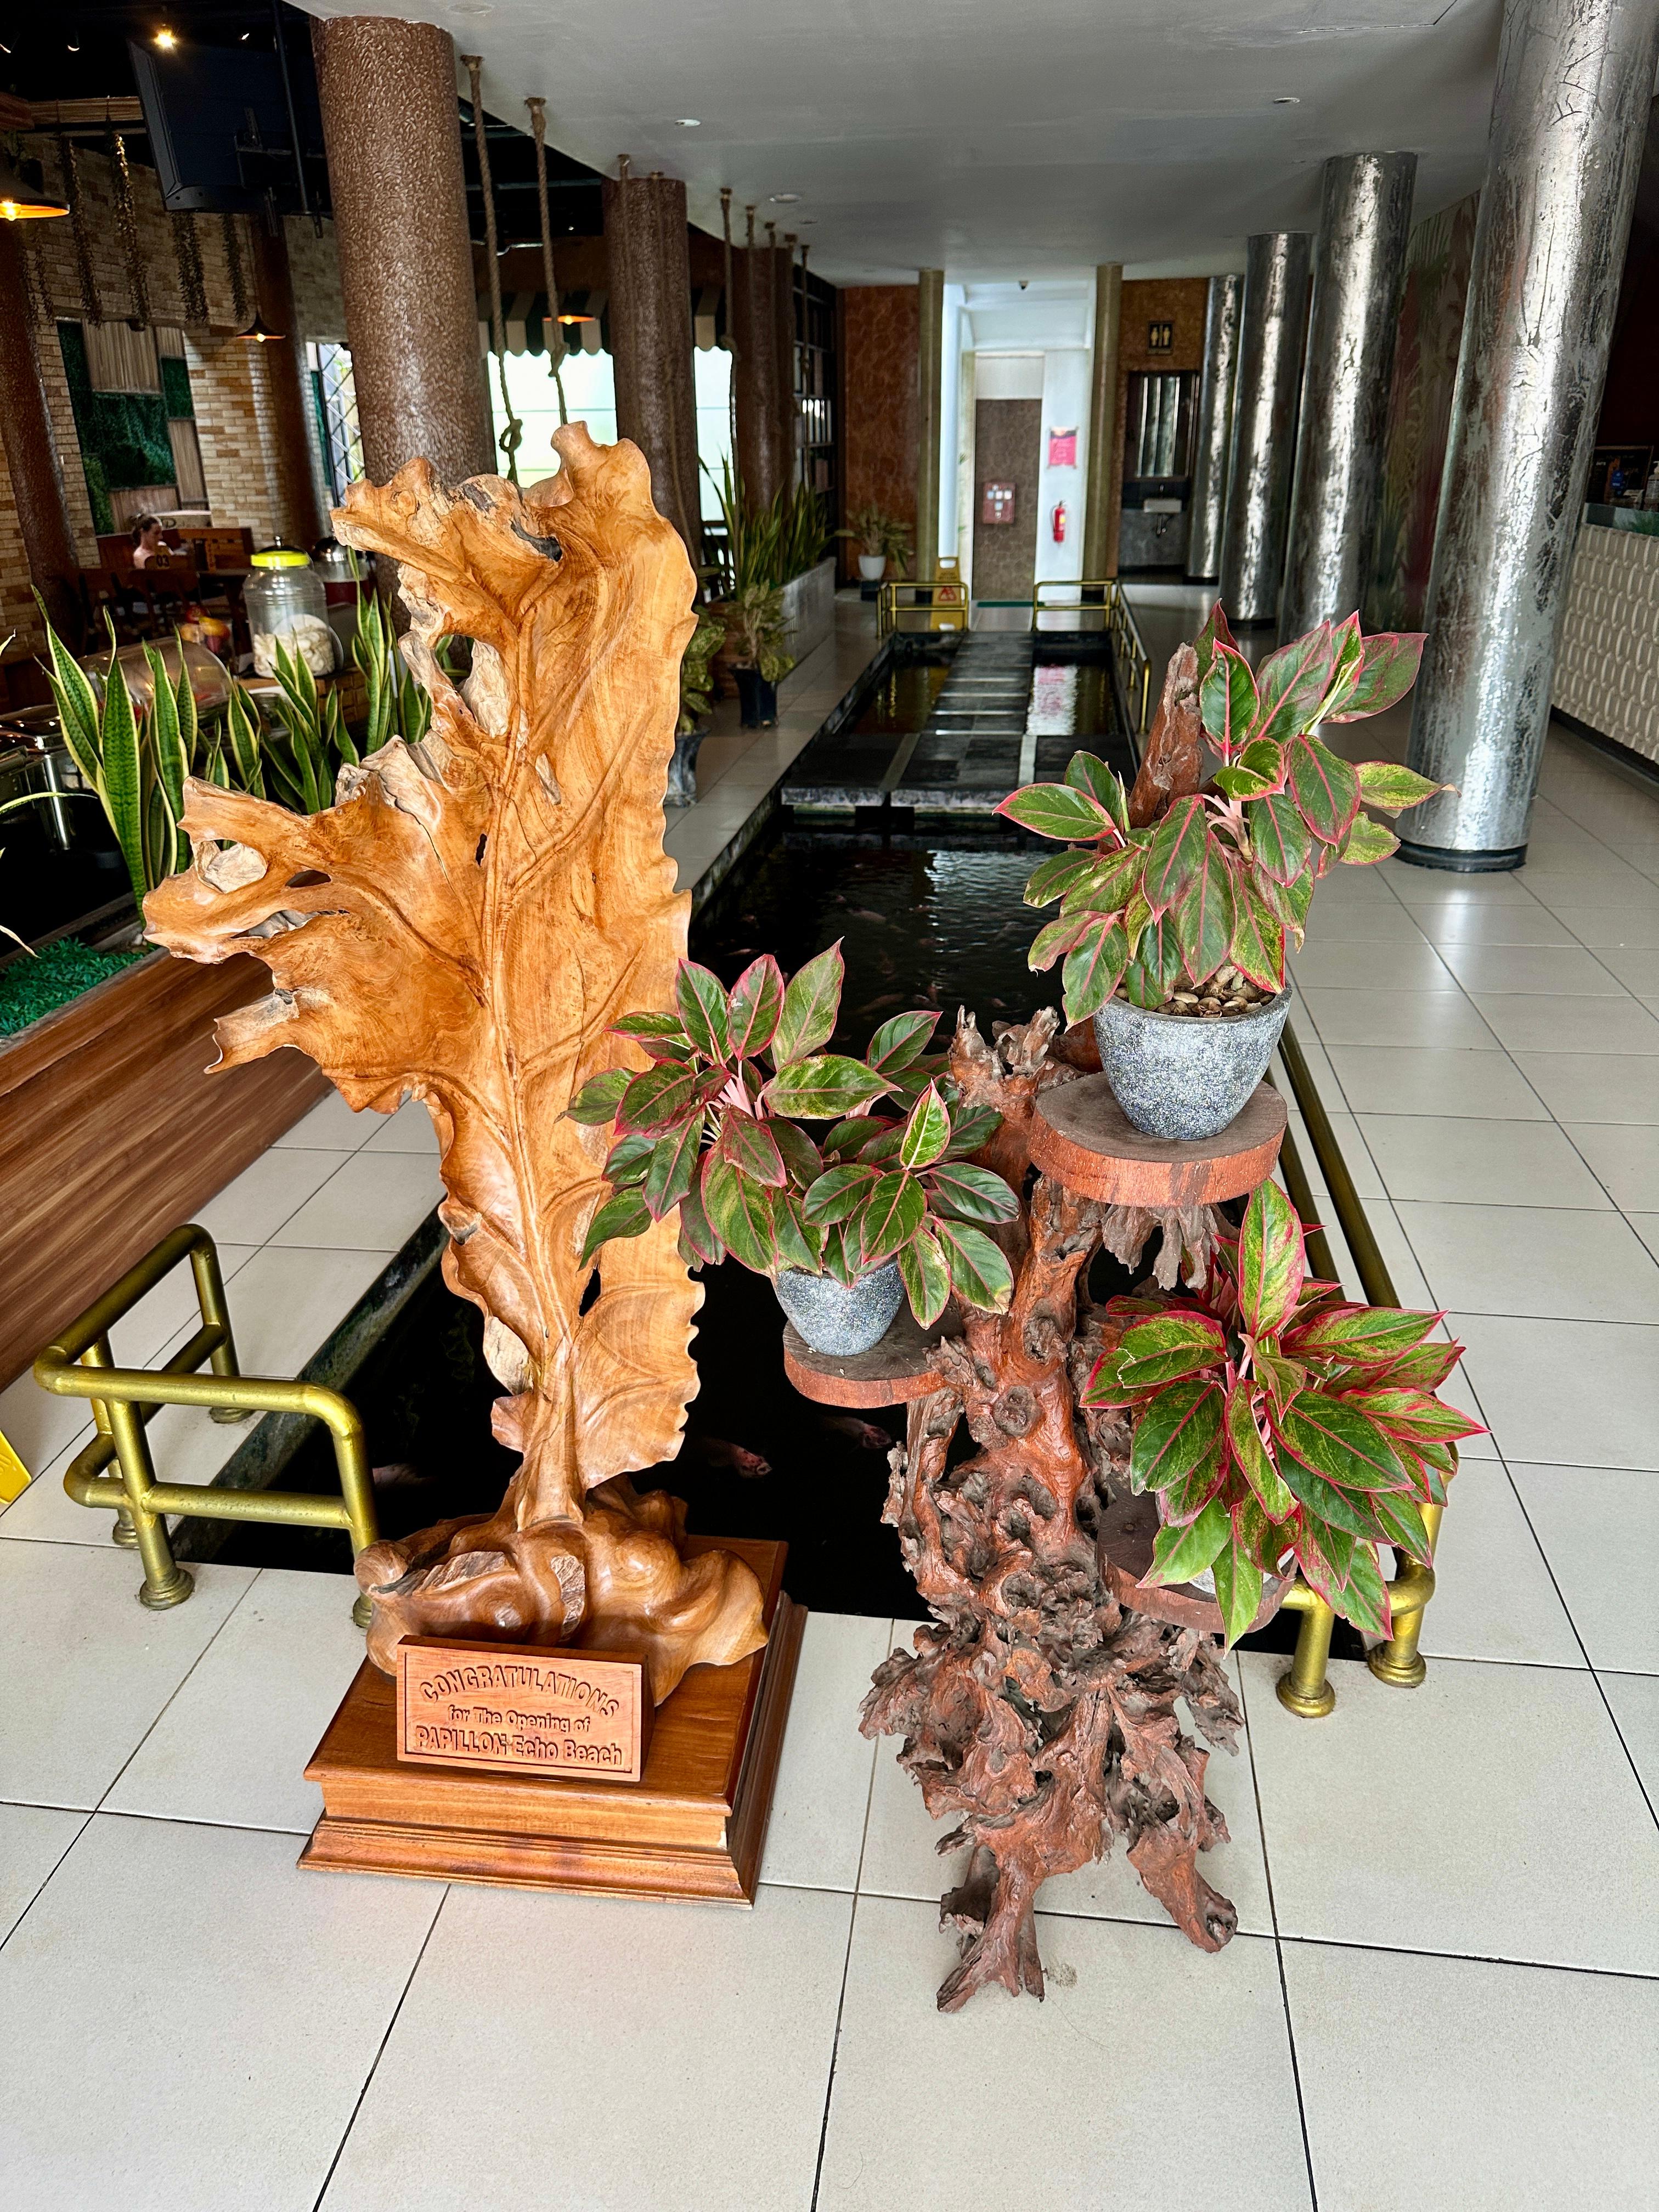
[1553,522,1659,765]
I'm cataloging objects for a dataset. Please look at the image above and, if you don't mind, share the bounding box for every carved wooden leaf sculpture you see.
[145,427,766,1699]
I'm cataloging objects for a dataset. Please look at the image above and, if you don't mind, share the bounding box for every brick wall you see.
[1,133,345,656]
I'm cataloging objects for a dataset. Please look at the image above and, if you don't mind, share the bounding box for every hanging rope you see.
[172,211,208,326]
[525,96,568,427]
[721,185,737,458]
[108,127,150,326]
[24,223,54,331]
[464,54,522,485]
[222,212,251,328]
[57,132,101,324]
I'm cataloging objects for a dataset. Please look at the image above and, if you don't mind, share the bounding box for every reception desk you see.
[1553,517,1659,767]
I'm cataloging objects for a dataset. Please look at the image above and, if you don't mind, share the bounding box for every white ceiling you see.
[300,0,1504,283]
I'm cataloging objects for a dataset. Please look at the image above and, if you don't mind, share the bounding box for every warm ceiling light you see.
[557,311,595,325]
[769,193,800,204]
[154,27,178,48]
[675,118,700,127]
[238,309,284,342]
[0,151,70,220]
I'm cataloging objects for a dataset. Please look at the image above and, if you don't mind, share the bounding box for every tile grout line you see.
[0,1808,93,1960]
[1273,1926,1659,1985]
[1234,1657,1321,2211]
[309,1883,453,2212]
[808,1617,894,2211]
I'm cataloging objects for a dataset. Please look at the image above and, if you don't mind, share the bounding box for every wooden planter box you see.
[0,949,328,1390]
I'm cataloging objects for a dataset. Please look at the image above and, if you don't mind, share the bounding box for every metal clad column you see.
[604,169,701,555]
[1082,262,1124,582]
[1186,272,1241,584]
[1403,0,1659,870]
[0,222,83,642]
[731,246,786,509]
[1280,152,1416,637]
[310,16,493,488]
[250,218,325,548]
[915,268,945,579]
[1220,232,1312,625]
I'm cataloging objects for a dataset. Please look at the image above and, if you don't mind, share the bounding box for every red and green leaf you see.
[1192,600,1237,682]
[1066,748,1131,831]
[1285,1303,1440,1361]
[1237,1178,1306,1339]
[1339,812,1399,866]
[1244,788,1313,886]
[1121,910,1184,1008]
[1286,732,1361,844]
[997,781,1116,842]
[1227,868,1287,991]
[1024,848,1101,908]
[715,1108,787,1189]
[1323,631,1425,722]
[725,954,785,1058]
[1211,1538,1263,1647]
[865,1009,941,1073]
[579,1185,652,1265]
[641,1118,703,1218]
[934,1218,1014,1312]
[1353,759,1449,816]
[1225,1385,1295,1518]
[899,1082,951,1170]
[568,1066,632,1127]
[1199,641,1260,757]
[1129,1378,1224,1494]
[763,1053,894,1120]
[1250,621,1337,747]
[1143,794,1210,914]
[1062,915,1132,1022]
[1143,1496,1229,1588]
[771,942,844,1065]
[701,1153,776,1273]
[1278,1391,1409,1494]
[922,1161,1019,1223]
[676,1172,722,1267]
[675,960,731,1062]
[897,1224,952,1327]
[1175,841,1236,986]
[856,1170,927,1267]
[616,1060,725,1137]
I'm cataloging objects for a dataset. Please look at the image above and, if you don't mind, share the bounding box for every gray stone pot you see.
[775,1259,904,1356]
[1092,981,1293,1141]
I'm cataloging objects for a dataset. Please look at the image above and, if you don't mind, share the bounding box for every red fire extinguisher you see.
[1051,500,1067,544]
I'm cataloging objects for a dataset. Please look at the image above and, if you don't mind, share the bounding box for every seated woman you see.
[129,516,167,568]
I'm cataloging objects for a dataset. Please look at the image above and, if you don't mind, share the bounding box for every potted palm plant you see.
[1084,1177,1481,1644]
[837,503,912,584]
[998,605,1443,1140]
[668,613,724,805]
[568,943,1018,1353]
[725,584,794,728]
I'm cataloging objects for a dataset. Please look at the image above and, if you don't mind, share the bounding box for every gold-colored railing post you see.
[1369,1499,1444,1687]
[1276,1588,1338,1718]
[79,1334,139,1549]
[101,1386,194,1609]
[189,1235,251,1424]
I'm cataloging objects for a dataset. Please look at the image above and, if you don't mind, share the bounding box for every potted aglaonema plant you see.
[668,612,724,806]
[837,503,913,583]
[1083,1178,1482,1643]
[568,943,1018,1355]
[998,604,1444,1141]
[725,582,794,729]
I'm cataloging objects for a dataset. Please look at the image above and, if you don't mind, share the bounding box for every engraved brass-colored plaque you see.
[395,1637,652,1784]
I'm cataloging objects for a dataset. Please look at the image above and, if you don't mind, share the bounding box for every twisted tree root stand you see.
[859,1013,1245,2011]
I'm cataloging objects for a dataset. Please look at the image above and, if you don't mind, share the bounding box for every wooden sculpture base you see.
[300,1538,802,1904]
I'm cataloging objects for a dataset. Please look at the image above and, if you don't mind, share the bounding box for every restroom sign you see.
[1148,320,1174,352]
[981,481,1016,525]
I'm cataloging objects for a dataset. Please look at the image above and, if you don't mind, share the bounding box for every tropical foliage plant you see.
[709,459,830,592]
[836,503,912,569]
[568,943,1019,1324]
[998,605,1444,1024]
[1081,1177,1481,1645]
[678,613,725,735]
[723,582,794,685]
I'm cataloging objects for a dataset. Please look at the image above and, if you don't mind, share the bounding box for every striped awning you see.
[477,286,726,359]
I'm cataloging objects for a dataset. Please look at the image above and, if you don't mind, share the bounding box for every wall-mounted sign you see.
[1148,320,1174,353]
[981,481,1017,526]
[1047,426,1077,470]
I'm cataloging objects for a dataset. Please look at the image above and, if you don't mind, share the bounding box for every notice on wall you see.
[396,1635,652,1783]
[1047,427,1077,469]
[981,481,1017,525]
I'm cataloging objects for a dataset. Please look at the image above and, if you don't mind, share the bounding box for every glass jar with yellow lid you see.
[244,546,338,678]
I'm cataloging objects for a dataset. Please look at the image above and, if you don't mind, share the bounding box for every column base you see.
[1395,837,1527,874]
[1184,572,1220,585]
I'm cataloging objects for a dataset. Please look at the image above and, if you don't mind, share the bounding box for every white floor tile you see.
[0,1802,86,1942]
[268,1149,443,1250]
[759,1610,885,1892]
[1514,1050,1659,1123]
[816,1901,1311,2212]
[1551,904,1659,949]
[0,1544,254,1808]
[0,1433,127,1545]
[1413,902,1577,947]
[1395,1201,1659,1320]
[1509,1464,1659,1674]
[859,1647,1274,1936]
[1437,942,1627,995]
[1471,990,1659,1054]
[1286,1107,1386,1201]
[0,1813,443,2212]
[1384,869,1542,907]
[1242,1653,1659,1972]
[1633,1214,1659,1267]
[1291,898,1430,945]
[1291,939,1454,991]
[1420,1460,1583,1667]
[1325,1044,1549,1120]
[1525,867,1659,915]
[270,1090,382,1150]
[1285,1940,1659,2212]
[1594,944,1659,998]
[359,1098,441,1155]
[1455,1314,1659,1469]
[319,1882,853,2212]
[1601,1671,1659,1810]
[193,1145,344,1245]
[1299,988,1500,1049]
[1560,1120,1659,1211]
[1358,1114,1610,1206]
[104,1568,366,1835]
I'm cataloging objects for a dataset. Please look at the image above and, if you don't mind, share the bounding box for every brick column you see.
[603,168,700,554]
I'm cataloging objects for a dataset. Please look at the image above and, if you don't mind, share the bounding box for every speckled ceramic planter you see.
[1092,982,1293,1142]
[775,1259,904,1356]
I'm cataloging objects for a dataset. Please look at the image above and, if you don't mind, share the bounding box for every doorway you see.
[970,355,1045,608]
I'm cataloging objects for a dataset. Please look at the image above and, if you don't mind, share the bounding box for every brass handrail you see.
[1030,578,1153,733]
[877,573,970,638]
[34,1223,378,1623]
